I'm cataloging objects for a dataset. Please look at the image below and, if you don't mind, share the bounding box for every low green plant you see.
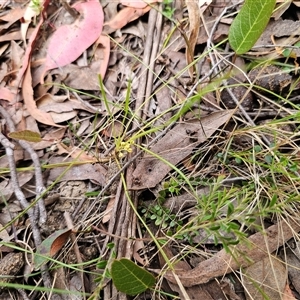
[162,0,175,19]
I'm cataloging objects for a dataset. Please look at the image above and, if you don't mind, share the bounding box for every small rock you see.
[0,252,24,289]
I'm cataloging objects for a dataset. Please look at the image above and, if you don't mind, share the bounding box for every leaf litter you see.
[1,0,300,299]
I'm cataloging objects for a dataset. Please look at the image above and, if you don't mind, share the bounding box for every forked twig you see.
[0,106,47,224]
[0,108,62,299]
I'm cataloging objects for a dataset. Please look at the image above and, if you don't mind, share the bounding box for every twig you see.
[0,109,62,299]
[17,288,30,300]
[143,9,163,120]
[64,212,86,299]
[0,107,47,224]
[136,7,158,122]
[0,132,40,243]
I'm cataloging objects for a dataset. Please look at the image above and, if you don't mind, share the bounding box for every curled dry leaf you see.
[16,1,49,86]
[0,87,16,102]
[186,0,200,78]
[103,6,151,33]
[34,228,72,270]
[40,0,104,83]
[94,34,111,80]
[0,7,26,31]
[22,63,63,127]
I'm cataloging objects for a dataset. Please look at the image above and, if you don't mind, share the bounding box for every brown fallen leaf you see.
[162,217,300,287]
[283,284,296,300]
[185,0,200,78]
[34,228,72,270]
[130,110,233,190]
[103,6,151,34]
[283,246,300,295]
[159,243,226,300]
[93,34,111,80]
[0,171,34,201]
[102,196,115,223]
[0,7,26,30]
[31,127,66,150]
[242,256,287,300]
[0,28,35,43]
[47,157,106,185]
[22,64,62,127]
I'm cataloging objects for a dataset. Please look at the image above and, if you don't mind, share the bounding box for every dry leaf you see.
[0,87,16,102]
[163,218,300,287]
[31,127,66,150]
[15,0,50,86]
[0,7,26,30]
[47,157,106,185]
[242,256,287,300]
[283,246,300,295]
[283,284,296,300]
[40,0,104,83]
[94,34,111,80]
[22,63,62,127]
[130,110,233,190]
[158,244,225,300]
[102,196,115,223]
[185,0,200,78]
[103,6,151,34]
[21,0,45,44]
[102,120,124,138]
[34,228,72,269]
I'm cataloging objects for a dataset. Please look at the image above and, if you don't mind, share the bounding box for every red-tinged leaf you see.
[0,87,16,101]
[40,0,104,83]
[34,228,72,269]
[95,34,110,79]
[15,0,50,86]
[104,6,151,32]
[8,130,42,142]
[22,63,64,127]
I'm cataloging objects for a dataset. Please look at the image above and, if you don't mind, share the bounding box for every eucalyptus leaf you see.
[34,228,72,270]
[8,130,42,142]
[111,258,155,296]
[229,0,276,54]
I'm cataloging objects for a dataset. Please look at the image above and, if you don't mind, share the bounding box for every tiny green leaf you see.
[111,258,155,296]
[229,0,276,54]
